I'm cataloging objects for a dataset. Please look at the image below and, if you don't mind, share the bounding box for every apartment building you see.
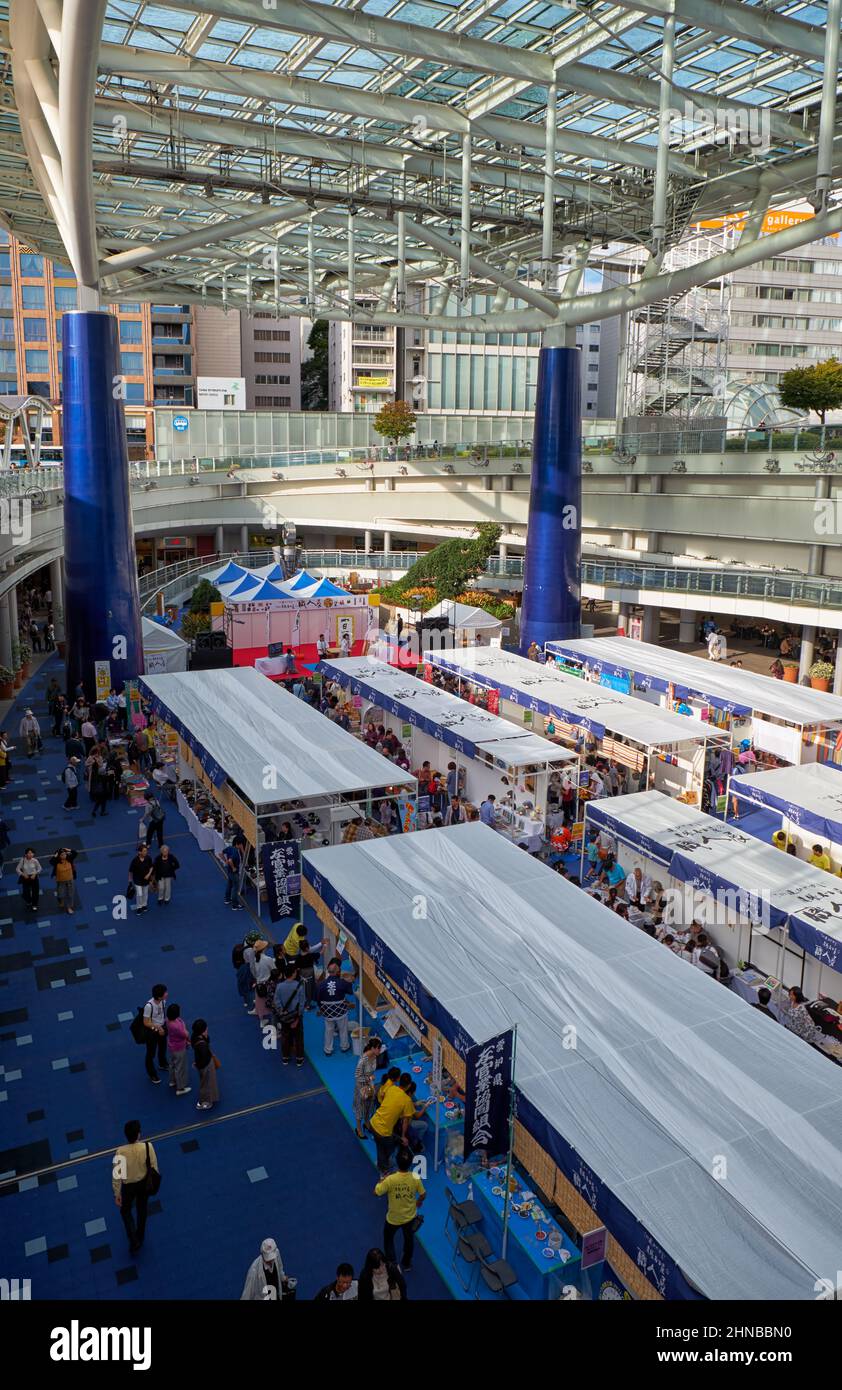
[193,305,303,411]
[328,297,397,414]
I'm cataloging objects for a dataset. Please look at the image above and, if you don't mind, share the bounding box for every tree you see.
[180,610,211,642]
[372,399,417,445]
[379,523,503,603]
[189,578,221,614]
[779,357,842,424]
[300,320,329,410]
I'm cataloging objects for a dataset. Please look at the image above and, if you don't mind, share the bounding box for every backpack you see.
[149,801,165,823]
[129,1007,148,1045]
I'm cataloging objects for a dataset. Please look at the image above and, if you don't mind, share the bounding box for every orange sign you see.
[695,208,818,235]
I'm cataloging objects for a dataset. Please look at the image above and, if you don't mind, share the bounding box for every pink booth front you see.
[218,593,377,668]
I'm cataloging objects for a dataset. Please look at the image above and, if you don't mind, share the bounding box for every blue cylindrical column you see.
[519,343,581,653]
[62,311,143,698]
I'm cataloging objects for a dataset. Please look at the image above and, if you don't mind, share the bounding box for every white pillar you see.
[498,542,508,562]
[8,584,18,643]
[364,529,372,554]
[834,640,842,696]
[50,557,65,640]
[383,531,392,553]
[679,611,696,644]
[809,477,830,575]
[0,592,11,670]
[647,474,661,554]
[240,524,249,554]
[215,524,224,554]
[642,606,660,645]
[617,603,630,635]
[798,624,816,683]
[622,475,637,551]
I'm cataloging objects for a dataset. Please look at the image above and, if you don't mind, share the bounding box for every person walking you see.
[165,1003,191,1096]
[374,1148,426,1273]
[61,755,80,809]
[241,1238,286,1301]
[273,964,306,1066]
[191,1018,219,1111]
[142,794,166,849]
[314,1263,358,1301]
[220,839,243,910]
[44,621,55,652]
[357,1248,407,1301]
[19,708,41,758]
[50,847,77,915]
[29,618,41,653]
[142,983,168,1084]
[0,730,11,788]
[129,843,155,914]
[153,845,179,906]
[316,956,357,1055]
[80,715,97,756]
[16,847,42,911]
[353,1037,383,1140]
[112,1119,159,1256]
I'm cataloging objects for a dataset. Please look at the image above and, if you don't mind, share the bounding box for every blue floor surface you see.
[0,657,451,1301]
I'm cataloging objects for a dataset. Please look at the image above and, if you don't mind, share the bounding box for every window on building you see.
[120,321,143,344]
[19,253,44,276]
[123,382,146,403]
[0,317,13,340]
[27,381,52,399]
[0,286,12,309]
[0,253,10,276]
[23,317,47,341]
[253,329,290,341]
[254,374,290,384]
[52,263,75,280]
[117,302,141,313]
[121,352,144,374]
[0,349,17,373]
[22,284,45,309]
[25,350,50,372]
[254,351,291,363]
[54,287,77,310]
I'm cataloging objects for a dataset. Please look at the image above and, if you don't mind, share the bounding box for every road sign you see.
[172,415,189,433]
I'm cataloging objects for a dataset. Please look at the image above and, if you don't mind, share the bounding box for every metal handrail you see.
[139,547,842,615]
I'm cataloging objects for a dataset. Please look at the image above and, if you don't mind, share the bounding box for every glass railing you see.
[138,547,842,616]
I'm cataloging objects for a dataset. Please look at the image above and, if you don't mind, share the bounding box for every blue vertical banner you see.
[61,311,143,698]
[463,1028,514,1158]
[261,840,301,922]
[519,344,582,653]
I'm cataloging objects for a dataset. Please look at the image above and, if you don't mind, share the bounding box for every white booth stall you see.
[583,789,842,1010]
[547,636,842,766]
[320,655,578,846]
[142,616,189,674]
[139,668,415,917]
[425,646,724,805]
[727,761,842,865]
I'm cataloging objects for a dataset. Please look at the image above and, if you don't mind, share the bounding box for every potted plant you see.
[17,641,32,680]
[11,640,21,687]
[0,665,14,699]
[809,659,834,692]
[782,661,799,684]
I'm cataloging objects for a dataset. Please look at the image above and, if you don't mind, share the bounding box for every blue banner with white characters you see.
[261,840,300,923]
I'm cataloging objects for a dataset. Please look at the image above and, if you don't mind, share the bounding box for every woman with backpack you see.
[191,1018,219,1111]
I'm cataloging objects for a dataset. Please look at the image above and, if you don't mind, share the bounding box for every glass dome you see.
[690,381,806,430]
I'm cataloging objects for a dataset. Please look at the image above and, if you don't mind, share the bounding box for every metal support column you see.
[652,14,676,258]
[460,132,471,303]
[541,83,557,288]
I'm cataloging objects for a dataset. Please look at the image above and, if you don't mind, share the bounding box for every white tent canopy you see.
[425,599,504,633]
[303,823,842,1301]
[142,617,189,674]
[321,656,575,769]
[426,645,717,748]
[547,636,842,726]
[585,789,842,975]
[731,762,842,845]
[138,667,414,806]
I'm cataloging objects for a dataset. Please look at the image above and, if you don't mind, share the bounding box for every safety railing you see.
[139,548,842,616]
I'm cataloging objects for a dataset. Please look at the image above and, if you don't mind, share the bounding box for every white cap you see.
[261,1237,279,1263]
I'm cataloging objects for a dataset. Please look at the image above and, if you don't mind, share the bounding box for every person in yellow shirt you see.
[374,1148,426,1273]
[808,844,832,872]
[376,1066,401,1106]
[112,1119,159,1256]
[370,1072,415,1175]
[282,922,307,958]
[771,830,789,852]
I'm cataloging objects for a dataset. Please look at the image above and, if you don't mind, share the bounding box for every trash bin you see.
[351,1024,370,1056]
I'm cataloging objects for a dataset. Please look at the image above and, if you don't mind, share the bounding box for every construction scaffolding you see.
[624,227,732,419]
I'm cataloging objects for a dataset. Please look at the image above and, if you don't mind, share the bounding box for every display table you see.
[731,969,842,1064]
[496,809,545,852]
[175,788,226,854]
[472,1167,581,1300]
[405,1048,464,1135]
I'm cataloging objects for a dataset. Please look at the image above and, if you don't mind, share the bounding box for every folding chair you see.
[452,1232,492,1294]
[477,1252,518,1299]
[444,1186,483,1243]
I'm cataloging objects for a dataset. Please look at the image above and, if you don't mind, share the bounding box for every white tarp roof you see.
[426,646,717,748]
[303,823,842,1301]
[321,656,575,768]
[425,599,503,631]
[732,762,842,844]
[548,635,842,726]
[142,617,189,673]
[584,789,842,969]
[138,667,414,805]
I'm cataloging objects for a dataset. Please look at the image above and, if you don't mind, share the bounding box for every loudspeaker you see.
[189,645,234,671]
[194,630,228,651]
[416,615,449,635]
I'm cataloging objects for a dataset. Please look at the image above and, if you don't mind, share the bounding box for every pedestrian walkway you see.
[0,656,450,1299]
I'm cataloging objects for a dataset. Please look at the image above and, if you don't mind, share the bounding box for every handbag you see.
[212,1055,222,1070]
[127,882,136,900]
[276,982,303,1027]
[144,1141,161,1195]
